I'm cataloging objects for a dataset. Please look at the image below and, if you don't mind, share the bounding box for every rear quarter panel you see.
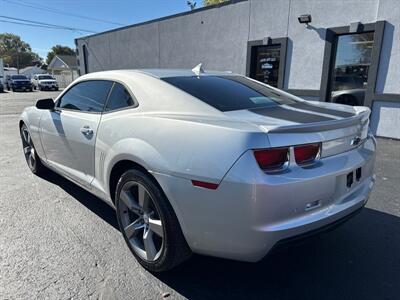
[96,110,269,199]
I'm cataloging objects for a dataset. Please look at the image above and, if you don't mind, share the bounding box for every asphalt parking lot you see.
[0,90,399,300]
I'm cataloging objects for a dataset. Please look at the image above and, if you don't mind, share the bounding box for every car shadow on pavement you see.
[38,170,119,231]
[38,170,400,300]
[155,208,400,300]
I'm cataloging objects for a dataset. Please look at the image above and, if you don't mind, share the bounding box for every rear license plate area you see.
[346,167,362,188]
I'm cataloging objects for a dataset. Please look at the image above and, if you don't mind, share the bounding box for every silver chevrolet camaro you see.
[19,67,376,272]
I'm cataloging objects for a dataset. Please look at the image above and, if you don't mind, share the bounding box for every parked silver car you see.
[19,68,376,271]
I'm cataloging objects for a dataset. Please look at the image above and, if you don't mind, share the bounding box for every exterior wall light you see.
[298,14,312,25]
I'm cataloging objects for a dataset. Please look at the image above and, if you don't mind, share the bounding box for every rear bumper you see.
[273,206,363,249]
[154,135,376,262]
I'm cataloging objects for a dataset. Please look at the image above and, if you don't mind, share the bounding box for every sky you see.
[0,0,201,60]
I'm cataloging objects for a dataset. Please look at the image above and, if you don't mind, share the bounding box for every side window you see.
[105,82,135,111]
[58,80,112,112]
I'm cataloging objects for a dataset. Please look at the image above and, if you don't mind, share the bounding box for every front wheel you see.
[115,169,191,272]
[20,124,46,174]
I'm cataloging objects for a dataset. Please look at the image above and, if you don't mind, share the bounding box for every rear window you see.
[162,75,297,111]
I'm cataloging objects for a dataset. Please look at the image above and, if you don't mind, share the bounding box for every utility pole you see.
[16,48,20,74]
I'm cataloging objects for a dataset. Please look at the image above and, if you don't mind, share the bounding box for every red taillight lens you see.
[253,148,289,171]
[294,143,320,165]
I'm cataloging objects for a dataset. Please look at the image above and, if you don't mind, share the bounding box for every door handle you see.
[80,125,93,136]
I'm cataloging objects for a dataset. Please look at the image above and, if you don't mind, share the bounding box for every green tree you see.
[46,45,75,65]
[203,0,228,6]
[0,33,41,70]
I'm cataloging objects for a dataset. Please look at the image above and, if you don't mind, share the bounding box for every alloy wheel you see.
[21,126,37,171]
[118,181,164,261]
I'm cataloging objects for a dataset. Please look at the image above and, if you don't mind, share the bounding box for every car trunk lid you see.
[224,101,370,157]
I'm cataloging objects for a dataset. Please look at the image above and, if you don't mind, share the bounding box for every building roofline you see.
[74,0,248,43]
[55,55,69,68]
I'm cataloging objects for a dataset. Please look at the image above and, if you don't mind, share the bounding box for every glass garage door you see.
[330,32,375,106]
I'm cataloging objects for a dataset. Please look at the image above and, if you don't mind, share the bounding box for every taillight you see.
[253,148,289,172]
[294,143,320,165]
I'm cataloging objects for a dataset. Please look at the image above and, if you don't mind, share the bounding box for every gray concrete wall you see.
[76,0,400,138]
[376,0,400,94]
[158,0,250,74]
[286,0,378,90]
[371,101,400,139]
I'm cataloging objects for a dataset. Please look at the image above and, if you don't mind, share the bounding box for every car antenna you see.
[192,63,204,76]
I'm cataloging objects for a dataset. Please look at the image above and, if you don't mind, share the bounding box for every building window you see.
[320,21,386,107]
[249,44,281,87]
[330,32,375,105]
[246,38,288,89]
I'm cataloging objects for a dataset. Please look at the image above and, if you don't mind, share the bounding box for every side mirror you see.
[36,98,55,110]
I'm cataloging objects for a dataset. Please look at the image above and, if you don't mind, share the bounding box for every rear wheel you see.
[115,169,191,272]
[20,124,46,174]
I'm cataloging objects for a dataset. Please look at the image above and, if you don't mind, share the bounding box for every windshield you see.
[162,75,297,112]
[11,75,28,80]
[38,75,54,80]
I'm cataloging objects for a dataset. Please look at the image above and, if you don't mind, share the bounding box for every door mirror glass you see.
[36,98,55,110]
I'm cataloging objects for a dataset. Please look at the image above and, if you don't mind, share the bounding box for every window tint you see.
[162,75,297,111]
[58,80,112,112]
[11,75,28,80]
[38,75,54,80]
[105,82,135,111]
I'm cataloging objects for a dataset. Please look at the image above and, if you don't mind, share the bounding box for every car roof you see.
[79,68,236,80]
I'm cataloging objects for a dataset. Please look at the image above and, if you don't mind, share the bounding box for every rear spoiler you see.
[267,109,370,134]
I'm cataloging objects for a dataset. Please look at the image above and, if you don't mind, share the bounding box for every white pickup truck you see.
[31,74,59,91]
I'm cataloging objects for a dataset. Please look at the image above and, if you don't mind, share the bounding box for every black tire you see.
[115,169,191,272]
[39,85,42,91]
[12,88,15,92]
[20,124,46,175]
